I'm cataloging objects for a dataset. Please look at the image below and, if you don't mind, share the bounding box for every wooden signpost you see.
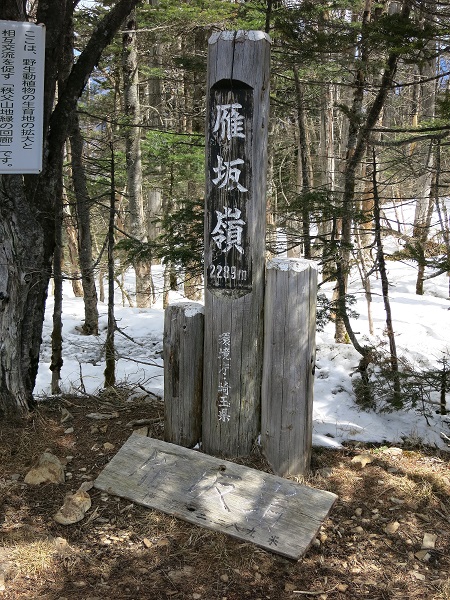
[202,31,271,457]
[94,434,337,560]
[261,259,317,477]
[164,302,204,448]
[105,31,333,559]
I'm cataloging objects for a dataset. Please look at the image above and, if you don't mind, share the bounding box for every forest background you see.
[1,0,450,419]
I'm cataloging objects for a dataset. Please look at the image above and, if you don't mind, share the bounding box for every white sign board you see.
[0,20,45,174]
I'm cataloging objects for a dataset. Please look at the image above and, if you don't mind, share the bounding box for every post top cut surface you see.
[94,434,337,560]
[167,301,204,317]
[266,257,319,272]
[209,30,271,45]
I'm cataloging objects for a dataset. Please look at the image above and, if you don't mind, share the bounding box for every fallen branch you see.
[293,587,338,596]
[126,417,163,428]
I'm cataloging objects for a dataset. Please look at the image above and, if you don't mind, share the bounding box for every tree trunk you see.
[51,174,64,395]
[316,80,335,270]
[69,112,99,334]
[372,149,401,406]
[0,0,143,418]
[63,206,84,298]
[104,142,116,388]
[293,66,312,259]
[122,8,152,308]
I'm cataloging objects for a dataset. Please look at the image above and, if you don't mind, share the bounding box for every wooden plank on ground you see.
[94,434,337,560]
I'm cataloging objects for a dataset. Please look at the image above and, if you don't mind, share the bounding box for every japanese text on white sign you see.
[0,20,45,173]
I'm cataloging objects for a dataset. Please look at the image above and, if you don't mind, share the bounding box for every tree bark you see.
[104,142,116,388]
[0,0,142,418]
[63,206,84,298]
[122,8,152,308]
[51,174,64,395]
[293,66,312,259]
[69,112,99,333]
[372,149,401,407]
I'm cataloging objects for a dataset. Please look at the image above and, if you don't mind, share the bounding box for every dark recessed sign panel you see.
[206,82,253,294]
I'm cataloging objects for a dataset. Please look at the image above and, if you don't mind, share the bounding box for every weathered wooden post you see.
[164,302,204,448]
[202,31,271,457]
[261,258,317,476]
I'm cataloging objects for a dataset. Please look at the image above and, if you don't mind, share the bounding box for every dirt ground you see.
[0,391,449,600]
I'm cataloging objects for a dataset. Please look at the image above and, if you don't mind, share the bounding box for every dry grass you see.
[9,539,57,578]
[0,395,449,600]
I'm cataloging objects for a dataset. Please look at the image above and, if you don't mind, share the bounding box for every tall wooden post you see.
[261,258,317,477]
[202,31,271,457]
[164,302,204,448]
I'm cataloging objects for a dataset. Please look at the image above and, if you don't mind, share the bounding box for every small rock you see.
[64,427,74,435]
[421,533,437,549]
[79,480,93,492]
[134,426,150,436]
[410,571,426,581]
[389,497,405,505]
[103,442,115,451]
[86,412,119,420]
[351,454,373,468]
[384,521,400,535]
[284,583,296,592]
[143,538,153,548]
[157,538,170,547]
[354,508,363,517]
[337,584,349,592]
[220,574,229,583]
[54,487,91,525]
[353,526,364,535]
[60,408,73,423]
[24,452,65,485]
[193,594,202,600]
[415,550,431,562]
